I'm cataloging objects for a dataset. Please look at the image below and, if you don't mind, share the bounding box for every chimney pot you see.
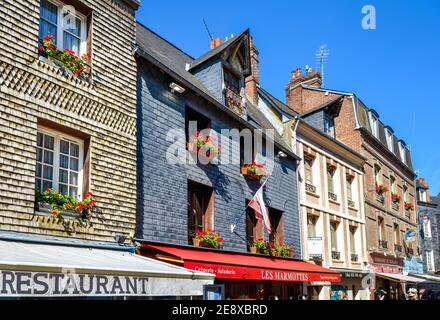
[296,67,301,77]
[210,40,215,49]
[215,37,222,47]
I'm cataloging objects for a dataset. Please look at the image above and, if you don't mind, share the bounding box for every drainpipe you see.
[291,116,303,259]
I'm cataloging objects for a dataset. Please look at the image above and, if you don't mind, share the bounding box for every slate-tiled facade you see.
[135,26,301,257]
[0,0,139,241]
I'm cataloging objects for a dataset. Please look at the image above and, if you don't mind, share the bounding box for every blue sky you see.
[137,0,440,195]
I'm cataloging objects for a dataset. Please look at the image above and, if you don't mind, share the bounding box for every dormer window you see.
[224,69,244,115]
[399,142,406,164]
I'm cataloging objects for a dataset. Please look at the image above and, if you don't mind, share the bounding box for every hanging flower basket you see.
[241,162,268,181]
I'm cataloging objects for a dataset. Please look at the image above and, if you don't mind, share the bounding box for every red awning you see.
[142,243,340,283]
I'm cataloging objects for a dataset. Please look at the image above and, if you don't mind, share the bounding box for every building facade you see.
[416,178,440,274]
[284,69,419,300]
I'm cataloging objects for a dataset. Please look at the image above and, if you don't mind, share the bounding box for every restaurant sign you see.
[0,270,208,297]
[185,262,341,283]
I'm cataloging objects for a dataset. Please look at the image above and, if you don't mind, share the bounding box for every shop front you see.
[0,240,214,299]
[368,252,405,300]
[329,269,370,300]
[140,242,341,300]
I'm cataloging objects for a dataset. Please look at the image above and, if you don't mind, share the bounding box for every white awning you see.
[408,273,440,282]
[377,273,425,284]
[0,240,214,297]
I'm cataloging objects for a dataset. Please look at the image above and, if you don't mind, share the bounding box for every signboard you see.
[370,252,404,266]
[0,270,210,297]
[403,257,424,275]
[184,261,341,283]
[308,237,323,258]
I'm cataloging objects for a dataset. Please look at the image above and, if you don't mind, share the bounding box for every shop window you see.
[268,208,284,244]
[185,106,211,144]
[39,0,88,56]
[187,181,214,244]
[35,127,84,198]
[245,206,263,251]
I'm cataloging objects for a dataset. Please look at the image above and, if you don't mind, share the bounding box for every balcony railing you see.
[376,193,385,204]
[348,199,356,208]
[305,183,317,194]
[378,239,388,249]
[328,192,338,202]
[392,202,399,211]
[405,212,411,220]
[394,244,402,253]
[331,251,341,260]
[225,88,245,116]
[351,254,359,262]
[406,248,414,255]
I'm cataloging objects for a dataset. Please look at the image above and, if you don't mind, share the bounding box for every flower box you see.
[194,230,223,248]
[404,202,414,211]
[187,142,216,162]
[376,184,388,195]
[241,162,267,181]
[391,193,401,204]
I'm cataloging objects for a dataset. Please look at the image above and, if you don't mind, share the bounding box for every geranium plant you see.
[253,239,292,257]
[376,184,388,195]
[189,131,221,158]
[273,243,292,257]
[404,202,414,211]
[35,188,97,219]
[194,230,223,248]
[391,193,401,204]
[38,34,91,77]
[241,162,268,180]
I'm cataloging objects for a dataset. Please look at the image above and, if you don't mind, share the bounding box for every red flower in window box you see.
[391,193,401,204]
[241,162,268,181]
[188,131,221,161]
[193,230,223,248]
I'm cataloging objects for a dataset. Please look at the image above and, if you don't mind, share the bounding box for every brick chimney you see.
[245,36,259,105]
[285,68,322,114]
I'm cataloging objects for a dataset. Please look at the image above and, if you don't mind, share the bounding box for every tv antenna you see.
[316,45,329,86]
[202,18,214,41]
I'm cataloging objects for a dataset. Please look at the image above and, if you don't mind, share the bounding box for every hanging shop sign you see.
[403,257,424,275]
[307,237,323,258]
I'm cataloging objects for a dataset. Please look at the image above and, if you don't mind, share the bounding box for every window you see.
[304,157,314,185]
[399,143,407,164]
[403,185,408,202]
[346,175,353,201]
[330,222,338,252]
[224,69,240,94]
[426,251,435,272]
[369,113,378,138]
[323,114,335,137]
[307,216,317,238]
[374,165,381,186]
[246,207,263,251]
[386,129,394,152]
[423,217,432,238]
[327,165,335,194]
[419,189,427,202]
[187,181,214,244]
[39,0,87,55]
[268,208,284,244]
[378,217,385,241]
[185,106,211,144]
[35,128,83,198]
[394,223,400,246]
[349,226,357,255]
[390,176,396,193]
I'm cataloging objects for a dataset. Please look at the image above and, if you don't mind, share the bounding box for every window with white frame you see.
[39,0,87,55]
[426,250,435,272]
[423,217,432,238]
[419,189,427,202]
[346,175,354,201]
[304,156,314,185]
[374,164,381,186]
[35,127,84,198]
[330,222,339,252]
[349,226,357,255]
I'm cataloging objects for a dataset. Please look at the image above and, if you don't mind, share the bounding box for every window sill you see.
[36,56,96,85]
[306,190,320,198]
[328,198,340,205]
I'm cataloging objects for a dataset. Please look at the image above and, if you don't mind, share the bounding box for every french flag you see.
[247,177,272,234]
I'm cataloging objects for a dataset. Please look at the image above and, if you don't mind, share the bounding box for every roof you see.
[258,86,298,118]
[189,29,250,71]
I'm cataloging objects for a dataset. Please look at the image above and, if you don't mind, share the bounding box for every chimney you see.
[285,67,322,114]
[210,37,223,50]
[245,36,260,105]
